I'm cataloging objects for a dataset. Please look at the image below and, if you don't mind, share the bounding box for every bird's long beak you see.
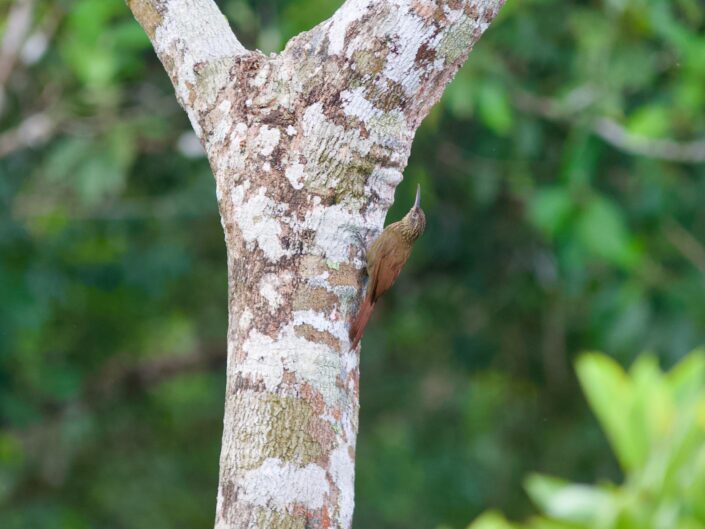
[414,184,421,209]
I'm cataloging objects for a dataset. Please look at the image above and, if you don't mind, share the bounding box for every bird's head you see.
[402,185,426,242]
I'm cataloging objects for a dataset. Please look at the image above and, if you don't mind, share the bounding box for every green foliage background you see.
[1,0,705,528]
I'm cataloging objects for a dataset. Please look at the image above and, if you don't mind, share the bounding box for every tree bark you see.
[126,0,505,527]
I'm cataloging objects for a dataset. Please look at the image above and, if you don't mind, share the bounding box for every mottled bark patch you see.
[255,509,307,529]
[301,257,362,289]
[293,287,339,312]
[261,393,335,466]
[295,324,341,351]
[126,0,163,39]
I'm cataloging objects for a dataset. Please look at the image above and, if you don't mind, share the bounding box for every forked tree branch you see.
[285,0,503,129]
[125,1,505,528]
[125,0,249,136]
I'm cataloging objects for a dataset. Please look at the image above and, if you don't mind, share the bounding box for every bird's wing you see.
[368,230,411,302]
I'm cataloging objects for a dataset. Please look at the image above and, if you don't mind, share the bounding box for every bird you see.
[349,184,426,350]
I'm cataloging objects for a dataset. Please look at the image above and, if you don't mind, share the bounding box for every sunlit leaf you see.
[576,353,644,471]
[467,511,517,529]
[667,350,705,403]
[627,106,671,139]
[525,474,612,525]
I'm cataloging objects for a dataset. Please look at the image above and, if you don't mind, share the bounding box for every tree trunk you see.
[125,0,505,527]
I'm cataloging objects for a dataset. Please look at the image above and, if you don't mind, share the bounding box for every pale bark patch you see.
[259,273,289,311]
[230,185,290,262]
[256,125,282,156]
[239,312,348,407]
[285,162,305,190]
[326,0,371,56]
[240,458,329,509]
[329,445,356,528]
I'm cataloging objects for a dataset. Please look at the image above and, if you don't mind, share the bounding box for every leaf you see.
[630,355,674,462]
[62,38,117,87]
[525,518,576,529]
[43,138,93,183]
[110,21,151,51]
[74,152,126,206]
[0,433,23,467]
[627,106,671,139]
[477,82,514,136]
[467,511,517,529]
[65,0,124,42]
[528,187,574,239]
[525,474,612,525]
[576,353,645,471]
[23,208,71,239]
[575,196,639,268]
[561,131,599,187]
[281,0,340,39]
[60,0,122,85]
[445,72,475,119]
[667,350,705,404]
[107,123,138,168]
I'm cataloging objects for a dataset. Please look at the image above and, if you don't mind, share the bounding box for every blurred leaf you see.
[0,433,23,467]
[467,511,517,529]
[561,132,599,187]
[576,353,643,471]
[43,138,93,183]
[627,106,671,138]
[23,208,71,239]
[477,81,514,136]
[525,474,611,525]
[667,350,705,402]
[528,187,574,239]
[37,137,129,206]
[281,0,340,39]
[110,21,151,51]
[62,41,117,87]
[445,73,475,119]
[575,196,639,268]
[60,0,132,86]
[74,152,126,205]
[65,0,124,40]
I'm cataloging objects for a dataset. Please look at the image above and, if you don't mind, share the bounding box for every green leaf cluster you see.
[469,351,705,529]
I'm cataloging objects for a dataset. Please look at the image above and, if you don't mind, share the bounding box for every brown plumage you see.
[349,185,426,350]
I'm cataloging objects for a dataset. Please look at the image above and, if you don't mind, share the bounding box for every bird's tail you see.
[349,296,376,351]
